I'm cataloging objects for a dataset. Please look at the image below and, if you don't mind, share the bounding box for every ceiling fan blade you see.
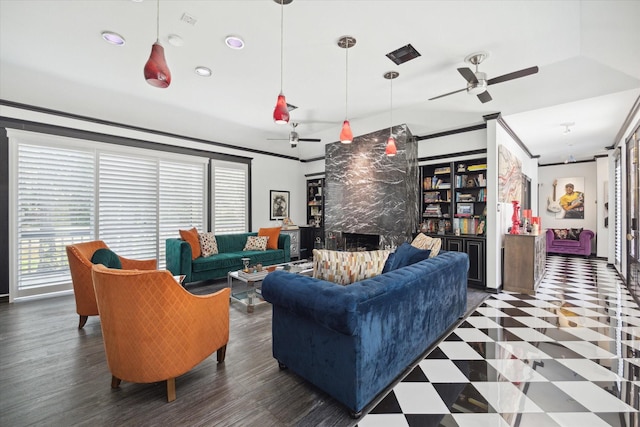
[266,138,288,141]
[457,67,477,84]
[428,87,466,101]
[487,66,539,85]
[299,138,321,142]
[477,91,492,103]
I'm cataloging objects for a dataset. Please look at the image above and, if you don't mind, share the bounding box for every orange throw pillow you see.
[179,227,201,259]
[258,227,281,250]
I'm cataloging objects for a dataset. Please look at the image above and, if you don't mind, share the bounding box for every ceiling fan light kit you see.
[144,0,171,88]
[338,35,356,144]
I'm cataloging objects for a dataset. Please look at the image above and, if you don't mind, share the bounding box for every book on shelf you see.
[467,164,487,171]
[424,191,442,202]
[434,166,451,174]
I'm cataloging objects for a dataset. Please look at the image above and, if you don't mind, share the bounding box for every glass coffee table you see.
[227,259,313,313]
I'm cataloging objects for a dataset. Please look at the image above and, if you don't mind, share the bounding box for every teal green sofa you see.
[166,232,290,284]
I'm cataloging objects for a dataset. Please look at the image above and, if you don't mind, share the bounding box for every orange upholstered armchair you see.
[66,241,157,328]
[91,264,230,402]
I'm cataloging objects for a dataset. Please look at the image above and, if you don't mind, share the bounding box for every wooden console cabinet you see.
[503,234,546,295]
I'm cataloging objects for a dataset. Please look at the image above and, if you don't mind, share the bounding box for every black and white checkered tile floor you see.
[360,255,640,427]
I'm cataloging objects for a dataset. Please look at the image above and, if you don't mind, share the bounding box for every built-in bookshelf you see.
[306,178,324,228]
[419,157,487,288]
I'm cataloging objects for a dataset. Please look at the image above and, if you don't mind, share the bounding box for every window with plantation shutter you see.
[159,160,206,269]
[98,152,158,262]
[12,135,95,299]
[212,160,248,234]
[10,130,209,300]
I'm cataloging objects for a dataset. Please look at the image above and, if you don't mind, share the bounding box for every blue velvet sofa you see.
[166,232,290,284]
[261,250,469,417]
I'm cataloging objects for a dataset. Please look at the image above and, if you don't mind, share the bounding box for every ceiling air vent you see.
[386,44,421,65]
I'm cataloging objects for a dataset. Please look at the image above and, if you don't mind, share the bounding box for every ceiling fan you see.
[267,122,321,148]
[429,52,539,103]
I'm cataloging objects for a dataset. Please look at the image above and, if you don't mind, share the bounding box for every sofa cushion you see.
[91,248,122,269]
[258,227,281,250]
[552,228,570,240]
[244,236,268,251]
[312,249,390,286]
[192,253,242,272]
[411,233,441,257]
[567,228,583,240]
[179,227,201,259]
[387,242,431,271]
[199,232,219,257]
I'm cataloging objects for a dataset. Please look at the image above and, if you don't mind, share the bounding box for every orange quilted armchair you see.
[91,264,230,402]
[66,241,157,328]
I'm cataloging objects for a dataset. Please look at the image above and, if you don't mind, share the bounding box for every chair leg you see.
[217,345,227,363]
[167,378,176,402]
[78,315,88,329]
[111,376,121,389]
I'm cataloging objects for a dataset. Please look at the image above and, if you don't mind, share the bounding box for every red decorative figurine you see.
[510,200,521,234]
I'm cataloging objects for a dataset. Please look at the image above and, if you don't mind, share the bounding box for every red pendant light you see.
[273,0,291,124]
[338,36,356,143]
[144,0,171,88]
[385,137,397,156]
[144,42,171,88]
[384,71,399,157]
[340,120,353,144]
[273,93,289,124]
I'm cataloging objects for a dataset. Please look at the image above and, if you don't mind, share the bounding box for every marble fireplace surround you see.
[324,124,419,249]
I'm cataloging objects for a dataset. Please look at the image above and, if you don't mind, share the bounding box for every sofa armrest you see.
[166,238,193,282]
[546,229,555,246]
[262,271,372,335]
[579,229,594,247]
[277,233,291,261]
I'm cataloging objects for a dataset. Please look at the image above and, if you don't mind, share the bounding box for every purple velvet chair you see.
[546,228,594,257]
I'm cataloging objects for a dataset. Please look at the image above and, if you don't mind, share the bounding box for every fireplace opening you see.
[342,232,380,251]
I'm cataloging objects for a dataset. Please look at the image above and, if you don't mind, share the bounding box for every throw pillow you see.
[568,228,583,241]
[199,232,219,257]
[179,227,201,260]
[553,228,569,240]
[91,248,122,269]
[312,249,390,286]
[388,242,431,271]
[382,252,395,274]
[410,233,441,258]
[244,236,268,251]
[258,227,281,250]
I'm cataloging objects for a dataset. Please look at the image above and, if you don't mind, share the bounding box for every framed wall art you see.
[270,190,289,220]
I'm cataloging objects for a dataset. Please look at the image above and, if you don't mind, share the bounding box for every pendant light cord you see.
[156,0,160,42]
[345,39,349,120]
[279,0,284,93]
[389,77,393,136]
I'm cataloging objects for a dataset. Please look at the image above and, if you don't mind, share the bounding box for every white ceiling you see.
[1,0,639,164]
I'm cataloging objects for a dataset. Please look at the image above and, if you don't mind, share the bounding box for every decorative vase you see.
[510,200,521,235]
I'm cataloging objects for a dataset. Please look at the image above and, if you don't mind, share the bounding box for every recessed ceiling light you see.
[225,36,245,50]
[168,34,184,47]
[101,31,125,46]
[195,66,212,77]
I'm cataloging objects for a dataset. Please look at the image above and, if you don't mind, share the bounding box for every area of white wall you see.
[537,161,598,253]
[596,157,610,258]
[0,105,304,232]
[417,128,486,158]
[488,121,540,290]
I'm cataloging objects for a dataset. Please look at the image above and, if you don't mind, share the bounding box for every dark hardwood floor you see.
[0,280,489,427]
